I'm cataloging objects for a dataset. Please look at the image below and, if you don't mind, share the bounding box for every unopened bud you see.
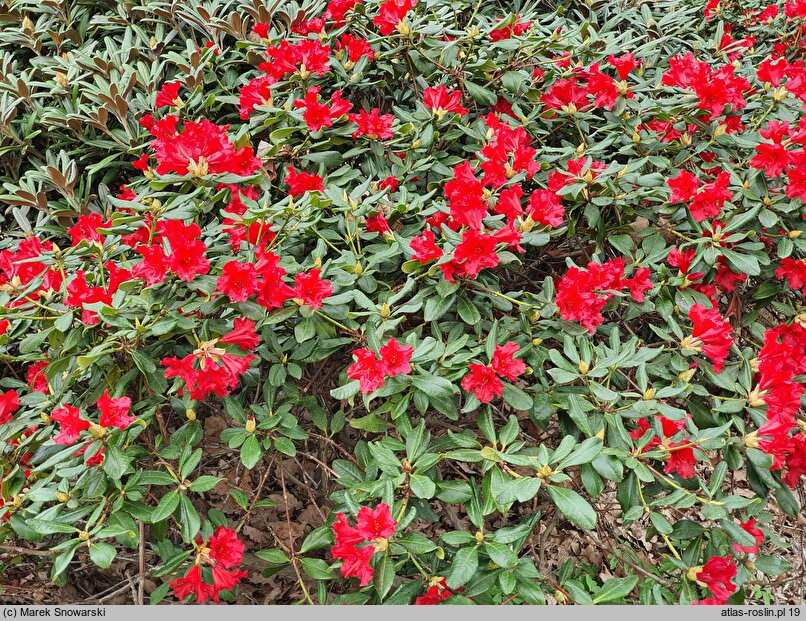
[474,531,485,543]
[56,492,70,503]
[380,303,391,319]
[78,531,90,542]
[578,360,589,375]
[185,408,197,421]
[245,416,256,433]
[643,388,655,400]
[788,230,801,239]
[678,368,696,382]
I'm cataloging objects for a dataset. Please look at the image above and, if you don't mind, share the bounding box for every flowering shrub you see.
[0,0,805,606]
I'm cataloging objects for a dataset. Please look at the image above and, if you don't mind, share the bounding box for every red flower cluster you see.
[148,116,261,177]
[259,39,331,80]
[373,0,416,35]
[132,220,210,286]
[331,504,397,586]
[285,166,325,196]
[630,415,697,478]
[667,169,734,222]
[422,86,467,121]
[347,338,413,393]
[51,390,134,446]
[555,259,652,332]
[0,390,20,425]
[541,60,635,113]
[0,237,64,307]
[170,527,248,604]
[680,304,733,373]
[294,86,352,132]
[663,53,750,117]
[746,322,806,487]
[732,519,765,554]
[66,262,131,325]
[692,555,738,605]
[461,342,525,403]
[776,257,806,294]
[161,318,258,400]
[348,108,395,139]
[414,577,455,605]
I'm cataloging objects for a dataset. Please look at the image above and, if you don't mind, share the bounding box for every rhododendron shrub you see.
[0,0,804,607]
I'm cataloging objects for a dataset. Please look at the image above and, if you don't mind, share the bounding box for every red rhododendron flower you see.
[293,269,332,309]
[681,304,733,373]
[0,390,20,425]
[461,364,504,403]
[378,338,413,377]
[608,52,638,80]
[50,404,89,445]
[0,319,8,336]
[208,526,245,568]
[490,342,526,381]
[293,86,352,132]
[348,108,394,139]
[150,118,260,177]
[694,555,737,603]
[410,229,443,263]
[347,348,388,393]
[489,15,531,41]
[775,258,806,294]
[220,318,260,351]
[170,565,214,604]
[526,190,565,227]
[285,166,325,196]
[331,505,397,586]
[444,161,487,229]
[155,81,182,108]
[27,360,48,393]
[216,261,259,302]
[452,229,499,279]
[170,527,247,603]
[365,213,392,235]
[97,390,134,430]
[68,213,109,247]
[373,0,416,35]
[355,503,396,540]
[422,86,468,120]
[415,578,454,605]
[630,415,696,478]
[238,74,276,120]
[336,34,374,62]
[732,518,765,554]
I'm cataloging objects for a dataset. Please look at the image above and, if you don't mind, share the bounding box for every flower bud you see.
[78,530,90,542]
[380,303,391,319]
[789,230,801,239]
[578,360,589,374]
[678,367,696,383]
[474,531,485,543]
[643,388,655,400]
[185,407,197,421]
[245,416,256,433]
[56,492,70,503]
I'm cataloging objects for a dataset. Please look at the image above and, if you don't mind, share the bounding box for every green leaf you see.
[446,546,478,589]
[240,434,262,469]
[650,512,673,535]
[178,494,201,543]
[592,575,639,603]
[409,474,436,499]
[150,490,180,523]
[301,557,334,580]
[374,555,395,600]
[547,486,596,530]
[300,525,333,554]
[256,548,290,565]
[754,555,790,576]
[89,542,117,569]
[188,476,223,493]
[273,436,297,457]
[103,445,129,480]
